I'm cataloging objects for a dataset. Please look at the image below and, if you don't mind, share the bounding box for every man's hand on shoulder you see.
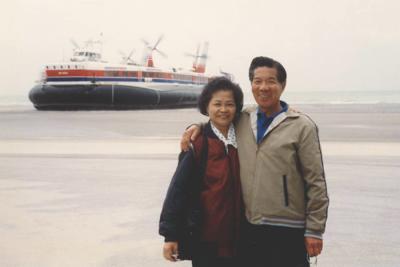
[180,124,201,151]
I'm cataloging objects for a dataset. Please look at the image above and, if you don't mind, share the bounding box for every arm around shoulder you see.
[180,123,204,151]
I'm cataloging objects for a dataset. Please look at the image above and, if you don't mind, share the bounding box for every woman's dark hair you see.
[198,76,243,116]
[248,56,287,84]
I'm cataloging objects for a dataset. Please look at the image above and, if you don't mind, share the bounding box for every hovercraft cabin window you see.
[104,71,119,77]
[145,72,162,78]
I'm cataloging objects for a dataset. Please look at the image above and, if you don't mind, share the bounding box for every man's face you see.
[251,66,285,115]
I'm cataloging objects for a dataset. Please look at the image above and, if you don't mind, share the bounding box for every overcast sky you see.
[1,0,399,101]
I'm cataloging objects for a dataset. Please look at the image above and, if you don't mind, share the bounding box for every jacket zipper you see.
[283,175,289,207]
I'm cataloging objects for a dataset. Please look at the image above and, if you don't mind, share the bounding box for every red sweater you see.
[193,124,242,257]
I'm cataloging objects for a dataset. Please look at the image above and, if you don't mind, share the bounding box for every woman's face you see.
[207,89,236,131]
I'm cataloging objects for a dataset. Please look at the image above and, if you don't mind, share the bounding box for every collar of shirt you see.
[210,122,237,152]
[251,101,289,143]
[256,101,288,117]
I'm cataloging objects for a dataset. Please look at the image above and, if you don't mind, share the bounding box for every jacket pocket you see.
[282,175,289,207]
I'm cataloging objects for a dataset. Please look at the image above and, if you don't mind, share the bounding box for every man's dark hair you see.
[198,77,243,116]
[248,56,287,84]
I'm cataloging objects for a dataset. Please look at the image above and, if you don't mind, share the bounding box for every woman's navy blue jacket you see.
[159,141,207,243]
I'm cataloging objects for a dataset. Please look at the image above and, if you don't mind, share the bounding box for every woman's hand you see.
[163,241,179,261]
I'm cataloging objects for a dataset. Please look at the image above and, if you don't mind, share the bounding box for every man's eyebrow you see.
[253,77,277,80]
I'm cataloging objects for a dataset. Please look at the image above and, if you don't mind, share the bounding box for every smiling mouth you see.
[218,115,230,119]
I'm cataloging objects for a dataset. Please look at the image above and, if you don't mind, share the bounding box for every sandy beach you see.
[1,104,400,266]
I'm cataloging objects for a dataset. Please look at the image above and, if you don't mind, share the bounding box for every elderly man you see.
[182,56,329,267]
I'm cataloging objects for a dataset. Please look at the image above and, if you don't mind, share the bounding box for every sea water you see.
[282,89,400,105]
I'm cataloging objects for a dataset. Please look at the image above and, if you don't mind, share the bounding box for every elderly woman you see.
[159,77,244,267]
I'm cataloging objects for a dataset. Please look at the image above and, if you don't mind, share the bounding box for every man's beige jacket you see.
[236,105,329,238]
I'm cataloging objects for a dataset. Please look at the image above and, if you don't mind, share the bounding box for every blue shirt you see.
[256,101,288,144]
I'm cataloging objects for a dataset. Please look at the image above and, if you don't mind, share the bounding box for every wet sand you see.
[1,104,400,266]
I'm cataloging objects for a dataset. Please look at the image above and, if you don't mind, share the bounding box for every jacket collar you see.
[243,101,299,118]
[243,101,300,141]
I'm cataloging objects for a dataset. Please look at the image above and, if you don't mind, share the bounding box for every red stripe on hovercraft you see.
[46,70,105,77]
